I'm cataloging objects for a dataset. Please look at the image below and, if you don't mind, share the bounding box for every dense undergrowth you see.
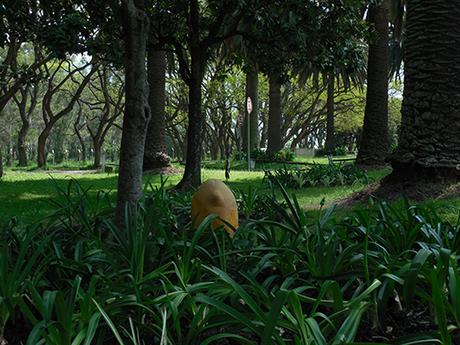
[1,179,460,344]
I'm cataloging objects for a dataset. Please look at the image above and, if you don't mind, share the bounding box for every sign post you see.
[246,96,253,171]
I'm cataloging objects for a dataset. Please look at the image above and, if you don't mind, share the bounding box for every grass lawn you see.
[2,161,459,225]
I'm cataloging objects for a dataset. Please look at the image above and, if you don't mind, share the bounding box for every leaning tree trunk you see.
[266,76,282,154]
[17,120,30,166]
[324,73,336,154]
[389,0,460,181]
[243,68,259,151]
[115,0,151,223]
[37,125,53,167]
[356,0,390,166]
[143,47,170,170]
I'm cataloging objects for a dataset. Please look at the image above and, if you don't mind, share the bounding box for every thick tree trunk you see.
[17,121,30,166]
[324,73,335,154]
[356,0,390,166]
[389,0,460,182]
[176,65,204,189]
[267,76,282,154]
[243,68,259,151]
[143,47,170,170]
[176,0,204,190]
[115,0,151,223]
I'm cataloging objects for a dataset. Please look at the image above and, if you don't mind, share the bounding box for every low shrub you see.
[266,162,369,188]
[1,178,459,344]
[315,146,349,157]
[251,148,295,162]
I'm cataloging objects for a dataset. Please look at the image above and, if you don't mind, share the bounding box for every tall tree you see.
[115,0,151,222]
[154,0,257,189]
[143,47,169,170]
[357,0,390,166]
[390,0,460,180]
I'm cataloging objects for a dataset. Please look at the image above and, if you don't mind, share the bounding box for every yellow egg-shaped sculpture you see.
[191,179,238,237]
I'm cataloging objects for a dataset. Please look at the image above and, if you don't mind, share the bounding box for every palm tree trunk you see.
[143,47,169,170]
[267,75,282,154]
[390,0,460,181]
[325,73,335,154]
[356,0,389,166]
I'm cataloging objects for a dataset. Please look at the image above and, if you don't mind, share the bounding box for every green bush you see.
[266,162,369,188]
[315,146,349,157]
[1,179,459,344]
[251,148,295,162]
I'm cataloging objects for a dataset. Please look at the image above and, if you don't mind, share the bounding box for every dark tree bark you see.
[267,75,282,154]
[143,47,170,170]
[0,148,3,178]
[243,68,259,151]
[356,0,390,166]
[176,0,205,190]
[115,0,151,223]
[324,73,336,154]
[389,0,460,181]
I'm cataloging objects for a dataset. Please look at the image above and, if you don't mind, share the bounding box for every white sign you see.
[246,97,253,114]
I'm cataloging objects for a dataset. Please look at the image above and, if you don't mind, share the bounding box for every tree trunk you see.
[115,0,151,223]
[143,47,170,170]
[389,0,460,181]
[176,0,204,190]
[267,76,282,154]
[17,120,30,166]
[356,0,390,166]
[93,138,102,168]
[176,65,204,189]
[324,73,335,154]
[37,125,52,167]
[243,68,259,151]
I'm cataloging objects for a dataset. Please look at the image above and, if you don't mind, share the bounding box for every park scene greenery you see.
[1,0,460,344]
